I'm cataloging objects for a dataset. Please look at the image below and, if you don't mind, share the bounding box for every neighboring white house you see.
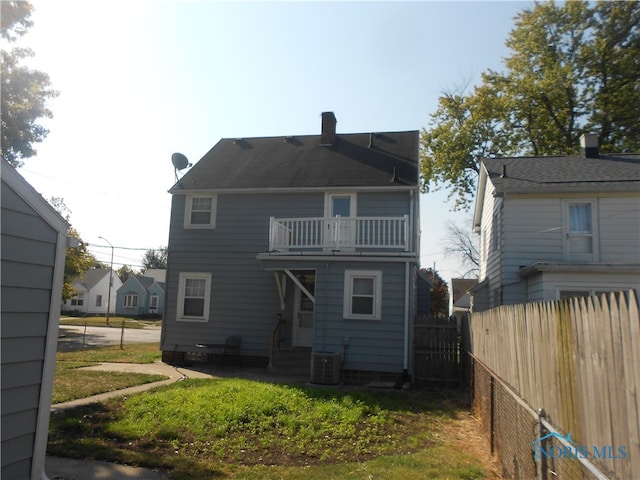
[450,278,477,326]
[472,134,640,312]
[62,268,122,315]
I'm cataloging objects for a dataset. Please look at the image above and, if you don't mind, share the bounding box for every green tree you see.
[421,0,640,210]
[142,247,167,271]
[63,227,99,301]
[1,1,58,167]
[49,197,98,300]
[116,265,136,283]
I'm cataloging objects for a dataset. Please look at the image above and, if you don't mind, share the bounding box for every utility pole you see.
[98,236,114,327]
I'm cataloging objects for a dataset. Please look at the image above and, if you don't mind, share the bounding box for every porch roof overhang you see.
[257,252,418,264]
[270,270,315,310]
[518,262,640,278]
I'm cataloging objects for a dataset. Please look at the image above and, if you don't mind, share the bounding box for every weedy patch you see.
[48,379,489,479]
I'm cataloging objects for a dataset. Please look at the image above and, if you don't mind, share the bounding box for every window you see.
[177,272,211,322]
[124,294,138,308]
[149,295,159,309]
[564,200,598,260]
[70,294,84,306]
[96,295,102,307]
[343,270,382,320]
[184,195,217,228]
[492,211,501,253]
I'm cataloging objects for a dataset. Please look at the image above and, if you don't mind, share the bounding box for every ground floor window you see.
[124,294,138,308]
[177,272,211,322]
[343,270,382,320]
[70,294,84,306]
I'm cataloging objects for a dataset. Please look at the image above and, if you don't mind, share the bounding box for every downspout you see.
[403,261,410,373]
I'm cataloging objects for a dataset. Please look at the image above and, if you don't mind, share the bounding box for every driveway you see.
[57,324,161,351]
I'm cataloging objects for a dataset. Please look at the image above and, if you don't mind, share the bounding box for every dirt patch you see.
[444,407,503,479]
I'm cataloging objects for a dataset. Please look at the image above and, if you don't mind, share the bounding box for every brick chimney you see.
[580,133,599,158]
[320,112,337,146]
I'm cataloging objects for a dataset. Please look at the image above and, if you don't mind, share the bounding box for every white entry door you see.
[292,275,315,347]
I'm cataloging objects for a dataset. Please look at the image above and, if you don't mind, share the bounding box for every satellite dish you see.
[171,152,189,171]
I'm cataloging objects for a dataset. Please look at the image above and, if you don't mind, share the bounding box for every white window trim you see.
[124,294,138,308]
[184,194,217,229]
[343,270,382,320]
[71,294,84,306]
[324,192,357,218]
[177,272,212,322]
[562,199,599,262]
[149,295,159,309]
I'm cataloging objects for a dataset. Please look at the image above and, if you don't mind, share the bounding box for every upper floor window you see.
[564,200,598,261]
[184,195,217,228]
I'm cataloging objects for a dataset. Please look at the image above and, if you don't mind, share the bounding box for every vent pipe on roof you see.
[320,112,337,146]
[580,133,599,158]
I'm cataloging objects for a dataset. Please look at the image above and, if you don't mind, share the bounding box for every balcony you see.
[269,215,410,253]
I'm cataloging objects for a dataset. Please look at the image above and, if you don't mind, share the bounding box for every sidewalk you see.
[46,361,214,480]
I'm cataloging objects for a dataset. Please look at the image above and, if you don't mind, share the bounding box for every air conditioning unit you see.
[310,352,342,385]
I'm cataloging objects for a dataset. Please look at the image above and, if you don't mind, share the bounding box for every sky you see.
[15,0,531,284]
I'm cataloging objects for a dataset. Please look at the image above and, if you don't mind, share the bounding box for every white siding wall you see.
[526,271,640,302]
[599,196,640,263]
[476,187,640,311]
[477,185,504,307]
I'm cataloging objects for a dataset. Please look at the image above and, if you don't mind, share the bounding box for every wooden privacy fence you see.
[414,316,460,386]
[469,290,640,480]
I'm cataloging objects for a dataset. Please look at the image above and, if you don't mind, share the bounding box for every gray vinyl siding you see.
[164,192,325,355]
[1,181,57,479]
[163,190,415,373]
[313,261,409,373]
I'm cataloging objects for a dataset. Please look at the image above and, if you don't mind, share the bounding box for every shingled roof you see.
[170,114,419,192]
[482,153,640,195]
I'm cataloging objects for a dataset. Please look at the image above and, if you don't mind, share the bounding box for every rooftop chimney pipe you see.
[320,112,337,146]
[580,133,599,158]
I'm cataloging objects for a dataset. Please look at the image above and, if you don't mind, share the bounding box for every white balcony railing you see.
[269,215,409,252]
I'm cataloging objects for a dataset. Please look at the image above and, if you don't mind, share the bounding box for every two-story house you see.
[162,112,420,384]
[472,133,640,311]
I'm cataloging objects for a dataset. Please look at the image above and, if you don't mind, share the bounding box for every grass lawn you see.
[48,378,491,479]
[53,343,165,404]
[60,316,161,329]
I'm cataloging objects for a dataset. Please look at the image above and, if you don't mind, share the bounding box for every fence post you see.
[490,375,496,455]
[120,319,125,350]
[538,408,547,480]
